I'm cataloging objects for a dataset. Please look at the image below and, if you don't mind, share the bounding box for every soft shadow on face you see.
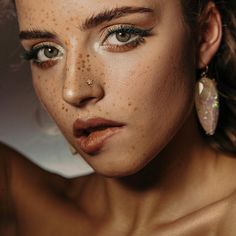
[16,0,197,177]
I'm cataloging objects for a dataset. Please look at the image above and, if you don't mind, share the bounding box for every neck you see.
[69,113,220,228]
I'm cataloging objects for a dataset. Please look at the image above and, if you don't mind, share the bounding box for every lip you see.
[73,118,125,154]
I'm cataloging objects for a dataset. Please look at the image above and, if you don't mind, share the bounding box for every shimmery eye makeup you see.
[21,25,153,69]
[101,24,153,52]
[21,42,64,69]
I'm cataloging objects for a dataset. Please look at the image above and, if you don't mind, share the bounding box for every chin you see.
[89,157,153,178]
[94,168,139,178]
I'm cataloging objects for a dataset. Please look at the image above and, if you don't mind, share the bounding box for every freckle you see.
[128,103,132,106]
[41,19,45,23]
[79,54,83,58]
[133,107,138,111]
[65,108,68,112]
[66,27,70,31]
[131,146,136,150]
[87,68,91,72]
[53,18,56,22]
[103,82,106,85]
[70,17,74,21]
[77,67,81,71]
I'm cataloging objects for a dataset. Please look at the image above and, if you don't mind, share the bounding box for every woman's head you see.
[10,0,236,176]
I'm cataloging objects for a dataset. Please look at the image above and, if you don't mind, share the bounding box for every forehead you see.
[15,0,158,17]
[15,0,182,28]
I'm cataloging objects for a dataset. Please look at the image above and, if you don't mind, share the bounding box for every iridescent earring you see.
[195,66,219,135]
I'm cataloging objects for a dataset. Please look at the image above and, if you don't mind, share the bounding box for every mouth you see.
[73,118,125,154]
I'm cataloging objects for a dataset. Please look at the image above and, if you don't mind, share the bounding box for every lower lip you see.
[75,127,122,155]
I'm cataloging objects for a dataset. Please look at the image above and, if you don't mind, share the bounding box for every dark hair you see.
[182,0,236,154]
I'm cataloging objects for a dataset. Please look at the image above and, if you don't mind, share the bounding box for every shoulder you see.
[0,141,68,212]
[0,142,19,235]
[0,142,66,188]
[216,190,236,235]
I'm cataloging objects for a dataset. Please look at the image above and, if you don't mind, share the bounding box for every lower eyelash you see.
[103,37,146,52]
[33,60,58,70]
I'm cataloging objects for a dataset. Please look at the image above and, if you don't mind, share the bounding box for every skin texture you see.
[1,0,236,235]
[17,0,197,177]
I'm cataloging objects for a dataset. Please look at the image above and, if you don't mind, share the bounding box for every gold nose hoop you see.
[86,79,94,87]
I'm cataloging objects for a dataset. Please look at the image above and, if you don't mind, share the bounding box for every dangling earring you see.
[195,66,219,135]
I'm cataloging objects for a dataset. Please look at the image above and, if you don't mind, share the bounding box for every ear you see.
[197,2,222,69]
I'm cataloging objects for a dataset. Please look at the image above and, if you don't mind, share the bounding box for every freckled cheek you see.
[32,75,75,137]
[32,73,64,115]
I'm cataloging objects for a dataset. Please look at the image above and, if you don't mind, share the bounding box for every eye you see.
[116,31,132,42]
[22,42,64,69]
[101,25,153,52]
[37,46,61,61]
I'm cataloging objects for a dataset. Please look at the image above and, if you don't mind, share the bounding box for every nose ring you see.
[86,79,94,87]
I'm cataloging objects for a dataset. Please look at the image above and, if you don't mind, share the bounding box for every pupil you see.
[116,32,131,42]
[44,47,58,58]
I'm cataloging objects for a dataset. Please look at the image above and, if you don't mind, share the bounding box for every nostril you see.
[63,80,105,107]
[78,97,98,107]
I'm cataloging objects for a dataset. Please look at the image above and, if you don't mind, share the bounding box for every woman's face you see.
[16,0,196,176]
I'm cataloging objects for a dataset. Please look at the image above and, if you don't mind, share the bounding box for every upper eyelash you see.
[102,25,153,43]
[21,45,54,62]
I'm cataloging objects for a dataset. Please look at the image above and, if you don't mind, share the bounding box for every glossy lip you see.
[73,117,125,154]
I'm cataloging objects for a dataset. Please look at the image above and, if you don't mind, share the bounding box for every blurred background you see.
[0,10,92,177]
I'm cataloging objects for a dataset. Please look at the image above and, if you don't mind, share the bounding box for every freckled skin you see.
[3,0,235,235]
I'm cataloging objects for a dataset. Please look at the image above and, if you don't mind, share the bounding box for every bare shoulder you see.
[0,142,25,235]
[0,142,68,205]
[0,143,94,235]
[216,190,236,236]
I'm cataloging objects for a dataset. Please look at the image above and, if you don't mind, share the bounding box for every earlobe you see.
[198,2,222,68]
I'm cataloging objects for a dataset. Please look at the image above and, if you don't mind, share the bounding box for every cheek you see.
[105,47,194,118]
[102,38,195,162]
[31,69,74,133]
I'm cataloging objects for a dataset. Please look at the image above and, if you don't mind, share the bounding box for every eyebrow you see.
[81,6,154,30]
[19,6,154,40]
[19,30,56,40]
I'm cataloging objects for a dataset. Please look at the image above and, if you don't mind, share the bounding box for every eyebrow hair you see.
[81,6,154,30]
[19,30,56,40]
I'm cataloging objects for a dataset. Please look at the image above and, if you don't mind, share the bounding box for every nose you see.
[62,60,104,108]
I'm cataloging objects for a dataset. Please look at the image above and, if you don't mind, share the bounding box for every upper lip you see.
[73,117,125,138]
